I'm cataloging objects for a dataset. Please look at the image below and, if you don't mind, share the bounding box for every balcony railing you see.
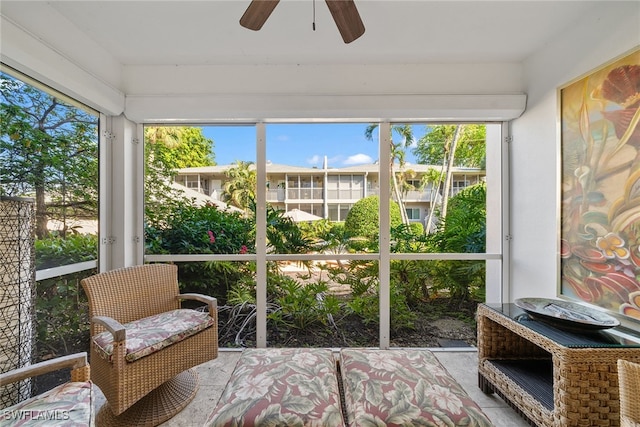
[286,188,324,200]
[266,189,286,202]
[262,186,466,203]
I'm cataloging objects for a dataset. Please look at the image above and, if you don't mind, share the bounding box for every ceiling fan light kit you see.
[239,0,365,44]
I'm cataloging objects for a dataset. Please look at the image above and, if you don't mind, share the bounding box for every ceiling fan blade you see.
[240,0,280,31]
[325,0,365,44]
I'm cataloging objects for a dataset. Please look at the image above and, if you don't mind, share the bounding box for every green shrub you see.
[390,224,431,253]
[297,218,333,241]
[265,206,315,255]
[35,234,98,269]
[34,234,98,358]
[347,281,416,333]
[431,183,486,253]
[426,183,487,303]
[145,203,254,255]
[327,221,345,236]
[409,221,424,236]
[335,259,416,332]
[390,259,432,305]
[269,279,340,330]
[344,195,402,239]
[145,203,255,300]
[427,259,485,302]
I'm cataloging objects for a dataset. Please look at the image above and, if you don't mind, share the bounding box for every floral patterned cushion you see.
[340,349,493,427]
[206,348,346,427]
[92,309,215,363]
[1,381,93,426]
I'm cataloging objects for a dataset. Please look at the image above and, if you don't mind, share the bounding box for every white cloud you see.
[306,155,321,165]
[343,153,373,165]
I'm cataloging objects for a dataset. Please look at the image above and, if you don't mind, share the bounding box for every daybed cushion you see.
[92,309,215,362]
[340,348,493,427]
[1,381,94,427]
[206,348,346,427]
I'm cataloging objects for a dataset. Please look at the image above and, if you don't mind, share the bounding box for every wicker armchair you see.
[0,352,93,426]
[618,359,640,427]
[81,264,218,426]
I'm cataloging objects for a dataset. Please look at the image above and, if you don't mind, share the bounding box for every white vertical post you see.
[99,114,112,271]
[323,159,329,218]
[102,114,144,271]
[134,124,144,266]
[379,122,391,349]
[485,123,503,304]
[501,122,511,304]
[255,123,268,347]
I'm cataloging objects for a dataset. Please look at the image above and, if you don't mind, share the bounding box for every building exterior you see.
[175,160,485,224]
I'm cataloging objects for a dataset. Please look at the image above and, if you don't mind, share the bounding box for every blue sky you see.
[202,123,426,168]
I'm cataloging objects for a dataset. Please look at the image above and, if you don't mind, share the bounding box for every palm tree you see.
[421,168,445,234]
[417,124,485,233]
[144,126,184,148]
[222,160,256,212]
[143,126,191,224]
[364,124,414,224]
[421,125,462,233]
[440,125,462,220]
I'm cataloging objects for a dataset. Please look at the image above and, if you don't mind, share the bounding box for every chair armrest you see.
[178,293,218,317]
[0,352,89,386]
[92,315,126,342]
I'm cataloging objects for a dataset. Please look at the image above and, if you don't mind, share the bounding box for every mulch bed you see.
[220,298,480,349]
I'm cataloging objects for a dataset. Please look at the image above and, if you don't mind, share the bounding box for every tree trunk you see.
[425,171,444,234]
[441,125,462,220]
[35,184,48,239]
[390,166,409,225]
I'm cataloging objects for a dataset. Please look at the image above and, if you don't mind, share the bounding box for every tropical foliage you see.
[145,126,215,169]
[145,203,254,297]
[1,72,99,238]
[344,195,403,240]
[34,234,97,357]
[222,160,256,212]
[365,124,414,224]
[414,124,486,233]
[144,126,215,225]
[413,124,486,168]
[427,183,487,302]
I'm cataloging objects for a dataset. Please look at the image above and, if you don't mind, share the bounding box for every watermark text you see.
[2,409,71,421]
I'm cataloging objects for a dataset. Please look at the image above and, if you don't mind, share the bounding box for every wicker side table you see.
[477,303,640,427]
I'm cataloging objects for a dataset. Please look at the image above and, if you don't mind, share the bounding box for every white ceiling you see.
[1,0,603,67]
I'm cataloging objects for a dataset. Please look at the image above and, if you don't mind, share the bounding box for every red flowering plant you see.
[145,203,254,298]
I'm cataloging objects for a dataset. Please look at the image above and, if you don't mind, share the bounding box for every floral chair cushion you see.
[92,309,215,363]
[340,349,493,427]
[1,381,94,426]
[206,348,346,427]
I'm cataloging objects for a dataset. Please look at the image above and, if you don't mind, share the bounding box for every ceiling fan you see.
[240,0,365,44]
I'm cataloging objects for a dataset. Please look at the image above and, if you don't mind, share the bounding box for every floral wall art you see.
[560,47,640,325]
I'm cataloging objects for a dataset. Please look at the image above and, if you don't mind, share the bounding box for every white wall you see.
[510,2,640,300]
[123,63,525,122]
[0,14,124,116]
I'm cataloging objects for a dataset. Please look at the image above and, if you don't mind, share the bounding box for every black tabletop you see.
[483,303,640,348]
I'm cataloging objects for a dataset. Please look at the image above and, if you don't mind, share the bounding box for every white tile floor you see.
[94,349,531,426]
